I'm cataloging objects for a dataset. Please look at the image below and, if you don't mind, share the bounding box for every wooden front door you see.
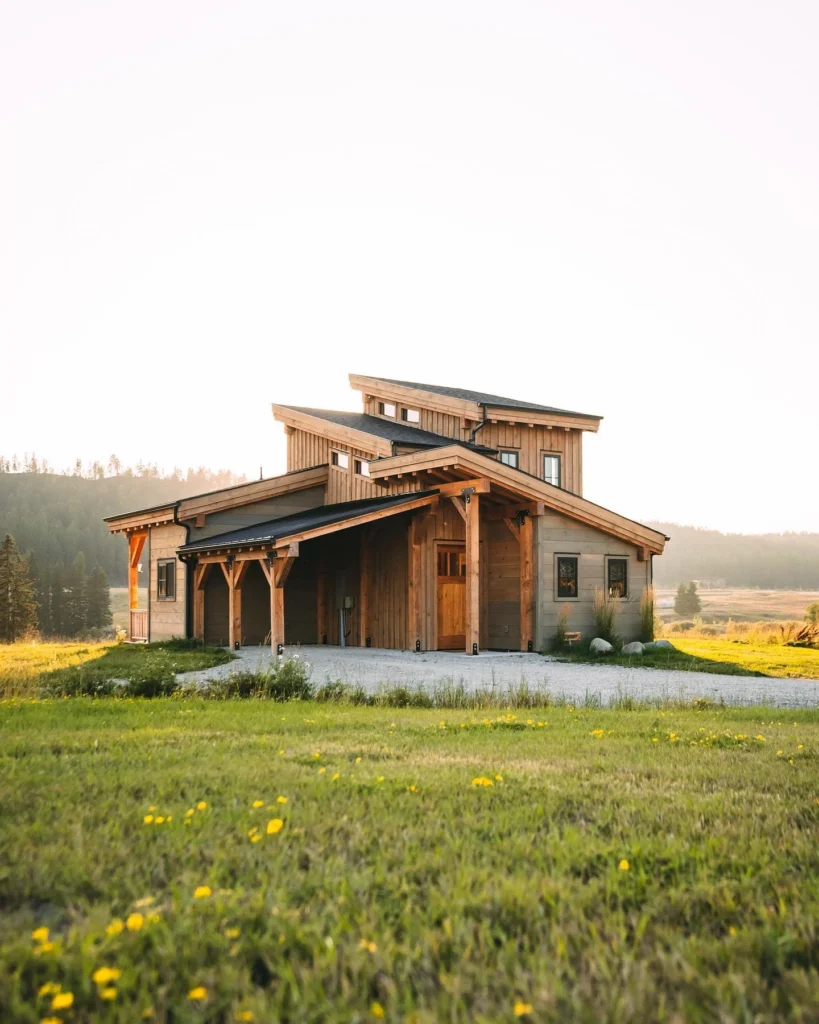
[437,544,466,649]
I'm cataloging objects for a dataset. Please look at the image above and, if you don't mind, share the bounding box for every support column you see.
[128,532,147,640]
[519,514,534,651]
[193,562,210,641]
[220,560,237,649]
[408,514,423,650]
[266,544,298,654]
[465,492,480,654]
[359,528,371,647]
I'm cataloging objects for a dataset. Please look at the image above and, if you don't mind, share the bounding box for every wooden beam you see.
[359,528,371,646]
[260,559,273,586]
[486,502,546,521]
[519,513,534,652]
[270,572,285,652]
[434,477,491,498]
[408,513,423,650]
[219,561,232,586]
[227,561,240,650]
[274,557,296,589]
[194,514,206,528]
[449,496,467,522]
[502,517,520,542]
[177,464,329,519]
[465,493,480,654]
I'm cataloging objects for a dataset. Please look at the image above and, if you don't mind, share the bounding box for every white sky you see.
[2,1,817,534]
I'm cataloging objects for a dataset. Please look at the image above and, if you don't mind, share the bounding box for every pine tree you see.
[673,582,688,616]
[0,535,38,642]
[26,551,52,634]
[86,565,113,630]
[50,563,66,636]
[673,581,702,617]
[63,552,88,636]
[686,581,702,615]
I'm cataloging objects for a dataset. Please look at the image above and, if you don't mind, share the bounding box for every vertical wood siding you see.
[147,524,187,641]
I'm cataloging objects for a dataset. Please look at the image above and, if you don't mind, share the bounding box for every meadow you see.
[1,697,818,1022]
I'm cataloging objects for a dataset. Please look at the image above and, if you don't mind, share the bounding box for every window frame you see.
[555,554,580,601]
[401,407,420,424]
[354,458,371,478]
[157,558,176,602]
[378,401,396,418]
[606,556,629,600]
[499,449,519,469]
[331,450,350,470]
[542,452,562,488]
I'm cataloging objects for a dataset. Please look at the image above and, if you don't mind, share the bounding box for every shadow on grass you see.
[552,646,765,677]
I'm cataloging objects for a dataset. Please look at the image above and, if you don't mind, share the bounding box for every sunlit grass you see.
[672,637,819,679]
[0,641,111,697]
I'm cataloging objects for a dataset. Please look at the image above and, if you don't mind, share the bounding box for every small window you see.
[607,558,628,599]
[157,559,176,601]
[354,458,370,477]
[556,556,578,599]
[331,450,349,470]
[378,402,396,417]
[401,408,420,423]
[543,453,561,487]
[499,450,519,468]
[437,549,466,577]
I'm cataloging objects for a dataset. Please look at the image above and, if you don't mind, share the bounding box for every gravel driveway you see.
[179,645,819,708]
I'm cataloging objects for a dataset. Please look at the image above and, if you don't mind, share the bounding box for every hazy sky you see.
[2,1,817,534]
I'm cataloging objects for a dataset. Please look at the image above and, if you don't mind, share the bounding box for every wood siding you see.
[362,395,468,443]
[287,429,380,504]
[185,485,326,543]
[147,524,187,641]
[486,519,521,650]
[533,512,651,649]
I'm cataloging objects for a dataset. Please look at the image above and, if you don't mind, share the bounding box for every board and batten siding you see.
[532,512,651,649]
[184,485,326,543]
[148,523,187,641]
[287,429,380,504]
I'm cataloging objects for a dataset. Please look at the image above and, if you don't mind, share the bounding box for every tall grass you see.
[640,586,656,643]
[592,588,621,646]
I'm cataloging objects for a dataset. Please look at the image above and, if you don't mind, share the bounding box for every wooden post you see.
[127,533,147,640]
[359,528,370,647]
[519,514,534,651]
[465,493,480,654]
[193,562,210,641]
[408,514,422,650]
[220,561,237,649]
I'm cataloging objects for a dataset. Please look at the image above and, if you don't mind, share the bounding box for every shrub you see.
[202,656,313,700]
[805,602,819,626]
[592,588,620,647]
[670,621,695,633]
[315,681,370,704]
[639,587,655,643]
[552,604,572,651]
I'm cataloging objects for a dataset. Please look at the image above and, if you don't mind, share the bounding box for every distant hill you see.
[650,523,819,590]
[0,467,245,586]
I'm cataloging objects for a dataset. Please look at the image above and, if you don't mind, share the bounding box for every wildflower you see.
[236,1013,254,1022]
[355,757,362,764]
[148,805,156,811]
[252,800,264,808]
[197,801,208,810]
[52,992,74,1010]
[729,926,737,936]
[132,897,154,909]
[756,735,765,742]
[590,729,605,739]
[332,773,340,781]
[225,927,240,939]
[371,1002,385,1018]
[185,808,195,818]
[248,826,259,838]
[495,775,503,782]
[777,750,784,756]
[38,982,61,996]
[155,816,165,825]
[143,814,154,824]
[376,776,385,783]
[41,1018,63,1024]
[359,939,377,952]
[100,987,118,1000]
[267,818,284,835]
[472,777,493,787]
[652,737,659,743]
[188,986,207,1001]
[32,927,49,943]
[618,859,630,871]
[318,767,326,775]
[514,1001,533,1017]
[276,796,288,804]
[314,751,321,759]
[194,886,212,899]
[250,834,262,843]
[407,784,418,793]
[279,749,285,755]
[93,967,121,985]
[106,918,124,937]
[126,913,144,932]
[798,744,804,750]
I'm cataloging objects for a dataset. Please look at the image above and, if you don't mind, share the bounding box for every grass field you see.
[656,587,819,623]
[1,698,817,1022]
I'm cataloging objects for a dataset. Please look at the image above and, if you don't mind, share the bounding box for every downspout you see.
[469,406,488,444]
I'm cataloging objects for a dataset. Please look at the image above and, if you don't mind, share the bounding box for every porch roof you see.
[178,491,437,556]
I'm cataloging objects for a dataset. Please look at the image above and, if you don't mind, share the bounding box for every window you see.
[556,556,578,599]
[499,450,519,468]
[607,558,628,599]
[437,549,466,577]
[401,408,420,423]
[157,559,176,601]
[331,450,349,470]
[354,458,370,477]
[543,453,561,487]
[378,402,396,417]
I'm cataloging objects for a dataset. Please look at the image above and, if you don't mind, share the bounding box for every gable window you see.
[499,450,519,468]
[331,450,349,470]
[543,453,561,487]
[354,458,370,477]
[401,408,420,423]
[378,402,396,417]
[157,559,176,601]
[556,556,579,599]
[607,557,628,599]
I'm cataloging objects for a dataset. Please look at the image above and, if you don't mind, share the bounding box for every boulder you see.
[643,639,674,652]
[621,642,645,655]
[590,637,614,655]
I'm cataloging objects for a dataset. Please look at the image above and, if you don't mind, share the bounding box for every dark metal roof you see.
[178,491,435,555]
[277,406,497,454]
[367,377,602,420]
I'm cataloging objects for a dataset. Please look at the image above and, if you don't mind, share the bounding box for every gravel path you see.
[178,645,819,708]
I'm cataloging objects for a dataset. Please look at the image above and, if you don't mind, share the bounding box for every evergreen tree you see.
[673,582,689,616]
[26,551,52,634]
[50,562,66,636]
[686,581,702,615]
[673,581,702,617]
[63,552,88,636]
[0,535,38,642]
[86,565,113,630]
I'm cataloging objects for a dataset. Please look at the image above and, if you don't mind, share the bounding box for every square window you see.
[543,454,561,487]
[499,450,519,468]
[401,408,420,423]
[557,556,578,599]
[354,458,370,477]
[607,558,628,599]
[331,450,350,469]
[378,402,396,417]
[157,559,176,601]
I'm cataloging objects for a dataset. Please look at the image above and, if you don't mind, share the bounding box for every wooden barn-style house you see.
[106,374,667,653]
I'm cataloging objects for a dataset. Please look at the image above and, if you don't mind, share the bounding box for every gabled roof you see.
[272,405,496,455]
[352,375,602,421]
[178,491,437,555]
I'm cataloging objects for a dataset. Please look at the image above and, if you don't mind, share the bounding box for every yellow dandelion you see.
[355,756,362,764]
[236,1012,255,1022]
[514,1001,533,1017]
[318,767,326,774]
[106,918,124,937]
[92,966,121,985]
[618,859,630,872]
[471,777,493,787]
[194,886,212,899]
[590,729,605,739]
[225,927,240,939]
[407,784,418,793]
[777,750,784,756]
[41,1018,63,1024]
[252,800,264,808]
[495,775,503,782]
[276,796,288,804]
[798,744,804,750]
[729,926,737,936]
[359,939,377,952]
[126,913,144,932]
[154,816,165,825]
[279,749,285,756]
[756,735,765,742]
[332,773,340,781]
[376,776,385,783]
[38,982,61,996]
[185,808,195,817]
[371,1002,385,1018]
[52,992,74,1010]
[314,751,321,759]
[100,987,118,1000]
[652,737,659,743]
[32,926,49,943]
[197,801,208,810]
[143,814,154,824]
[250,834,262,843]
[188,986,207,1001]
[267,818,284,835]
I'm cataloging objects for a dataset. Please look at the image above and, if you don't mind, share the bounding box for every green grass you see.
[557,636,819,679]
[1,699,818,1021]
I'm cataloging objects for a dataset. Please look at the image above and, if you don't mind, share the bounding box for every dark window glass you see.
[607,558,628,598]
[557,556,578,598]
[500,451,519,468]
[157,559,176,601]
